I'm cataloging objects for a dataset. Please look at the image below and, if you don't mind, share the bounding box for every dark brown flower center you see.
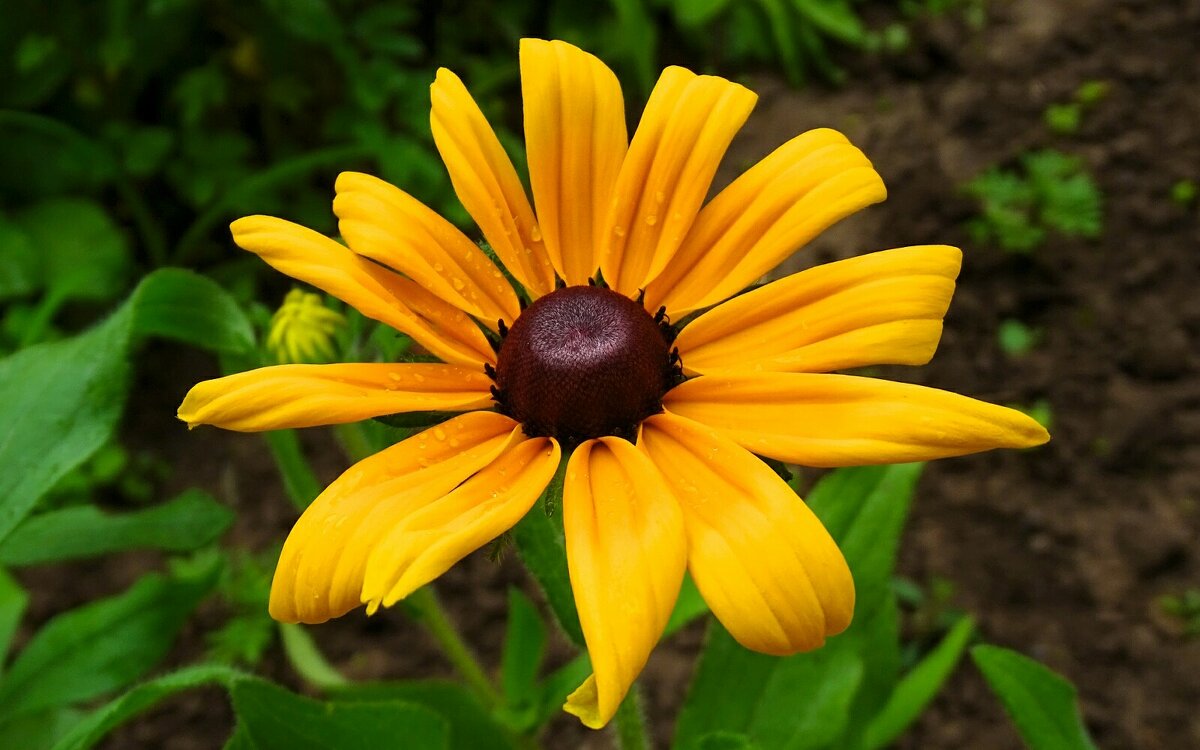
[491,285,677,444]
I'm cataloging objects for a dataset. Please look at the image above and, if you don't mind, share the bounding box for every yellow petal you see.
[361,435,561,608]
[178,363,494,432]
[600,68,756,296]
[675,245,962,375]
[521,38,627,285]
[269,411,521,624]
[665,373,1051,467]
[430,67,557,298]
[231,216,494,366]
[639,413,853,654]
[562,438,686,729]
[645,129,887,316]
[333,172,520,328]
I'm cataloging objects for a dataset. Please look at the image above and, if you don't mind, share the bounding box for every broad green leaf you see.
[0,569,27,669]
[674,623,862,750]
[50,665,245,750]
[863,616,976,749]
[0,563,219,722]
[14,198,132,302]
[0,707,82,750]
[512,465,583,645]
[0,218,39,300]
[332,680,516,750]
[806,464,923,744]
[501,588,546,711]
[0,304,134,543]
[230,679,448,750]
[697,732,760,750]
[674,624,776,748]
[677,465,924,750]
[971,645,1097,750]
[130,269,255,354]
[0,269,252,543]
[0,490,233,566]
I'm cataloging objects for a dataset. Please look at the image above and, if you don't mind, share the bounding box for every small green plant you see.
[1170,179,1197,207]
[965,149,1103,252]
[997,318,1041,356]
[207,552,278,667]
[1159,589,1200,637]
[1043,80,1109,135]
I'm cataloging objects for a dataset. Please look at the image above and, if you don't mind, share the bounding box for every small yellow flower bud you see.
[267,289,345,364]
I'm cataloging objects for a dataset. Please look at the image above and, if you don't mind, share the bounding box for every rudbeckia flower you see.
[179,39,1048,729]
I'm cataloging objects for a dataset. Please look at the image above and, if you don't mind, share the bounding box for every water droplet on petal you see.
[530,225,543,242]
[434,427,447,441]
[646,215,658,226]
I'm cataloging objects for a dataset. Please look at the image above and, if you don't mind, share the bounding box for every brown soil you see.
[13,0,1200,748]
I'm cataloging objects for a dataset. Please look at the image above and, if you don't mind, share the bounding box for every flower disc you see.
[494,286,673,442]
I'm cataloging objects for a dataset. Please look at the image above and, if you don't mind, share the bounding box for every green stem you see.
[264,430,322,510]
[279,623,348,691]
[333,422,375,463]
[0,110,168,266]
[172,144,371,266]
[615,684,651,750]
[405,586,501,708]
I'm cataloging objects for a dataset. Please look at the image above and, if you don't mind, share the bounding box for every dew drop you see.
[530,225,543,242]
[434,262,445,272]
[654,190,665,203]
[434,427,447,441]
[646,215,658,226]
[613,225,626,237]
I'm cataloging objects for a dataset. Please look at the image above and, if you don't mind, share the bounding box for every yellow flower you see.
[178,39,1048,729]
[267,288,345,364]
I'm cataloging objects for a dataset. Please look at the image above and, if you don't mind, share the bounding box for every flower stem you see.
[405,586,501,708]
[615,683,651,750]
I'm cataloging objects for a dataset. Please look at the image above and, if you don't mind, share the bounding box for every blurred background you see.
[1,0,1197,748]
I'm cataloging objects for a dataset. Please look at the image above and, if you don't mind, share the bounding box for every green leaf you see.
[674,622,862,750]
[756,0,805,85]
[50,665,245,750]
[808,464,923,741]
[130,269,255,354]
[0,563,219,722]
[512,464,584,645]
[14,199,132,303]
[0,269,252,543]
[696,732,761,750]
[793,0,867,44]
[673,0,734,26]
[0,218,40,300]
[331,680,515,750]
[0,304,134,544]
[0,490,233,566]
[0,569,28,671]
[0,707,83,750]
[972,645,1097,750]
[501,588,546,711]
[863,617,976,749]
[231,679,447,750]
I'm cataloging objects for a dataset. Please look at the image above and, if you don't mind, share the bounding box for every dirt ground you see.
[14,0,1200,747]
